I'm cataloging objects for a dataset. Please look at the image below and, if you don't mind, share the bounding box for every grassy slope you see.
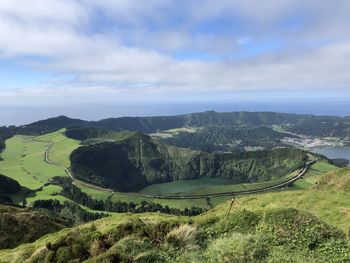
[0,212,176,262]
[291,160,337,190]
[0,200,349,262]
[223,162,350,232]
[0,205,68,250]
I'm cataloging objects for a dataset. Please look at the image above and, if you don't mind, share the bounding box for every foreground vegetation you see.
[1,203,349,262]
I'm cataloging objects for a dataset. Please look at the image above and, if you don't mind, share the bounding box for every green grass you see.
[0,212,181,262]
[291,160,338,190]
[26,185,63,203]
[36,128,80,168]
[226,189,350,233]
[139,170,299,196]
[0,130,80,205]
[1,198,349,262]
[140,178,236,195]
[0,135,66,190]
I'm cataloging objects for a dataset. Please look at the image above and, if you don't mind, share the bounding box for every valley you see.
[1,111,350,262]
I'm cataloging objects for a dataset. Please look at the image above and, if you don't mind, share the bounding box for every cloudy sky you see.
[1,0,350,124]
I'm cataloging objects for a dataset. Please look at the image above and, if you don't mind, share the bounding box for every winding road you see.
[38,138,315,200]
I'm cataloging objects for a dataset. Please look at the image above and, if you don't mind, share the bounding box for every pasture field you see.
[0,130,80,205]
[139,177,235,195]
[0,135,66,189]
[139,169,299,196]
[36,128,80,167]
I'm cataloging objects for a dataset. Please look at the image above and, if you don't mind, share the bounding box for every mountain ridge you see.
[9,110,350,138]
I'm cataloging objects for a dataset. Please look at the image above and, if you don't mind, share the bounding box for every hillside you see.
[164,125,293,152]
[17,116,87,135]
[0,204,68,249]
[313,167,350,191]
[1,204,349,262]
[70,132,306,192]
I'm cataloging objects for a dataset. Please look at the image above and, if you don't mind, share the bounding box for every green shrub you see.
[165,224,199,250]
[56,247,72,263]
[205,233,269,263]
[213,209,261,237]
[267,247,315,263]
[256,208,344,249]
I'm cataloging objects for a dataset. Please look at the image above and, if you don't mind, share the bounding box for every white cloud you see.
[0,0,349,104]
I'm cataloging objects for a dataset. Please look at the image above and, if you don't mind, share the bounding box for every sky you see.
[1,0,350,125]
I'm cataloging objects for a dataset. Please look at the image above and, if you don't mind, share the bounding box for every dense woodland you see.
[32,199,108,225]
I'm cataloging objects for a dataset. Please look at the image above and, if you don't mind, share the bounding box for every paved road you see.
[38,138,315,200]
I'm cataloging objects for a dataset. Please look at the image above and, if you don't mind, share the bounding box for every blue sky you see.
[0,0,350,124]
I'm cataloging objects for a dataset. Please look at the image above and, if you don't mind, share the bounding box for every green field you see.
[139,169,299,196]
[140,177,236,195]
[37,129,80,167]
[0,135,66,189]
[0,129,80,204]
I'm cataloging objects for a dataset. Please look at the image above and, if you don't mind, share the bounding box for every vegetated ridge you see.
[1,205,349,262]
[13,111,350,137]
[69,131,306,192]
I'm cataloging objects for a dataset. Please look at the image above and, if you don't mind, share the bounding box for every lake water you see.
[312,147,350,165]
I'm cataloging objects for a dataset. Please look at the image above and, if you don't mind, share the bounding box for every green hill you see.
[70,132,306,192]
[1,205,349,262]
[15,111,350,138]
[0,204,68,249]
[18,116,87,135]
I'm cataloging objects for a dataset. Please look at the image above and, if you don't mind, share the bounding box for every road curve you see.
[37,138,315,200]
